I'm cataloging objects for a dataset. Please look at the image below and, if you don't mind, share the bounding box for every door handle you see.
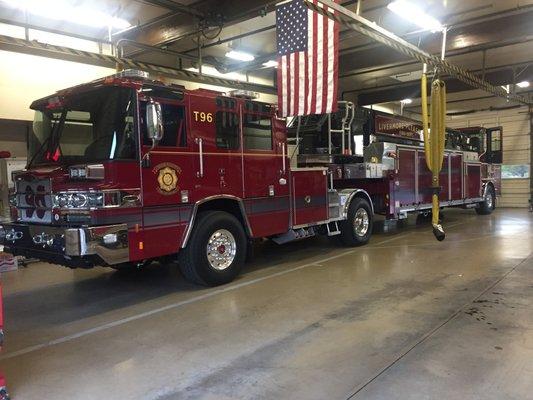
[281,142,286,174]
[195,137,204,177]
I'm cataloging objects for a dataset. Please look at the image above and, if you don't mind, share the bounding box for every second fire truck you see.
[0,71,500,286]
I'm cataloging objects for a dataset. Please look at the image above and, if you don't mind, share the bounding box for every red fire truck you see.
[0,71,500,286]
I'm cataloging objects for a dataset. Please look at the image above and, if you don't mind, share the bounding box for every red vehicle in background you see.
[0,71,500,286]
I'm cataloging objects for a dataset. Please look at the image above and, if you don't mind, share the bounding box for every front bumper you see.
[0,223,129,268]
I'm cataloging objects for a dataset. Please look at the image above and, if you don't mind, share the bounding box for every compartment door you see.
[450,153,463,200]
[465,164,482,199]
[395,148,416,207]
[291,170,328,226]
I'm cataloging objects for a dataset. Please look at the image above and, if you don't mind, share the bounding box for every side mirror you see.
[146,101,163,143]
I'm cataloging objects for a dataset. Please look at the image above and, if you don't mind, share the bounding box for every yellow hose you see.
[421,72,446,241]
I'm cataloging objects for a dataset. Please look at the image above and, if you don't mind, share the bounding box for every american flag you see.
[276,0,339,117]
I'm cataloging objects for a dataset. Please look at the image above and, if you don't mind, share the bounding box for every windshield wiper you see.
[28,110,67,167]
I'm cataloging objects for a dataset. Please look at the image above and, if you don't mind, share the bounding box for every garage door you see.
[447,107,530,208]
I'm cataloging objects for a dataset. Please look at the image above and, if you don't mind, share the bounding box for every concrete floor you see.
[1,208,532,400]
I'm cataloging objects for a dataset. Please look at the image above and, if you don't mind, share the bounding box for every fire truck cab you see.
[0,71,373,286]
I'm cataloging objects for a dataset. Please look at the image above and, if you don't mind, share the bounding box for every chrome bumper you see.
[0,223,129,266]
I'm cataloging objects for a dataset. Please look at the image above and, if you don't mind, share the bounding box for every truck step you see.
[272,227,316,245]
[326,221,341,236]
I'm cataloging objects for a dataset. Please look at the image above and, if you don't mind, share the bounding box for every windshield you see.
[29,86,137,167]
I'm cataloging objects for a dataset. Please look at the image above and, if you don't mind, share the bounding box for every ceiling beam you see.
[0,34,276,95]
[339,10,533,78]
[307,0,531,105]
[355,63,533,105]
[133,0,205,18]
[124,0,278,50]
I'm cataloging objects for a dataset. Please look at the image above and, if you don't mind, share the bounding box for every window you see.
[491,130,502,151]
[141,102,186,147]
[216,97,236,109]
[501,165,530,179]
[29,86,136,166]
[244,114,272,150]
[215,111,240,149]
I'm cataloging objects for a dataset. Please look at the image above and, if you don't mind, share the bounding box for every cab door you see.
[188,94,243,199]
[138,89,194,258]
[242,101,289,237]
[485,127,503,164]
[139,93,192,207]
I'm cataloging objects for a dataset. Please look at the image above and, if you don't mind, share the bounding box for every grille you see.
[15,179,53,223]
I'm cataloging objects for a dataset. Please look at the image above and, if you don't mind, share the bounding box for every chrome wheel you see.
[353,208,370,237]
[485,190,493,209]
[206,229,237,270]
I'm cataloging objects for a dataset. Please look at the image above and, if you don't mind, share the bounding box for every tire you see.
[476,185,495,215]
[339,197,373,246]
[179,211,246,286]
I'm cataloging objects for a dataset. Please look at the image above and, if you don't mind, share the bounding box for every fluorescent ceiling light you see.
[0,0,131,30]
[225,50,255,62]
[517,81,530,88]
[186,66,245,81]
[400,98,413,104]
[387,0,443,32]
[262,60,279,68]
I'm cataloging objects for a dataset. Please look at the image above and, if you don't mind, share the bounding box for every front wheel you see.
[476,185,495,215]
[339,197,373,246]
[179,211,246,286]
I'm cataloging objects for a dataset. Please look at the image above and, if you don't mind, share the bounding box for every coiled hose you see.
[421,71,446,241]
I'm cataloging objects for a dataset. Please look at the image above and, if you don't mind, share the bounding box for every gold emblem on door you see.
[153,163,181,195]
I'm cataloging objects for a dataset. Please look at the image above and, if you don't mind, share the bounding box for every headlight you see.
[70,193,87,208]
[54,193,69,208]
[53,192,105,209]
[88,193,104,207]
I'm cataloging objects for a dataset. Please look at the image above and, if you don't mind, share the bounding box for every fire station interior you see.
[0,0,532,399]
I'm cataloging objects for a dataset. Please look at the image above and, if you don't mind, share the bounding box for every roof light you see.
[262,60,279,68]
[225,50,255,62]
[517,81,530,88]
[400,98,413,104]
[228,90,259,99]
[387,0,443,32]
[0,0,131,30]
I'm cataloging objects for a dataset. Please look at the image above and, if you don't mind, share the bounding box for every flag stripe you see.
[332,5,339,113]
[289,53,294,117]
[322,7,329,114]
[277,56,283,115]
[316,3,323,115]
[298,51,305,115]
[311,1,318,115]
[306,5,313,115]
[281,55,288,117]
[326,5,334,113]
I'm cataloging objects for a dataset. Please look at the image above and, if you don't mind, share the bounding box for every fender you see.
[338,188,374,219]
[181,195,253,248]
[481,181,496,202]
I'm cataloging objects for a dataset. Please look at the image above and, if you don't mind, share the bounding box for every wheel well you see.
[196,199,251,237]
[350,191,374,214]
[485,181,495,193]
